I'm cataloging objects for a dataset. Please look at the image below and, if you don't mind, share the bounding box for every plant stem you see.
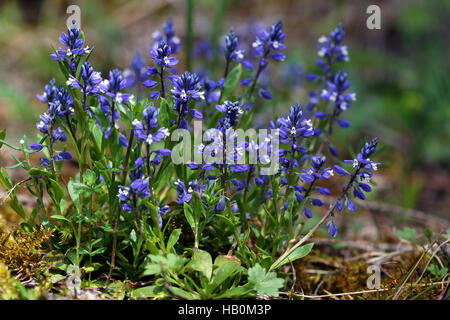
[185,0,194,71]
[160,68,165,98]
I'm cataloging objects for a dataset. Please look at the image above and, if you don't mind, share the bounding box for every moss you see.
[0,224,54,280]
[0,262,21,299]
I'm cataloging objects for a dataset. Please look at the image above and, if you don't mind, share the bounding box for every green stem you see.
[185,0,194,71]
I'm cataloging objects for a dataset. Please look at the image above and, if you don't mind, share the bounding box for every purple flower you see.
[327,220,338,237]
[99,69,134,145]
[170,71,205,127]
[151,18,180,54]
[36,79,57,104]
[252,21,286,62]
[50,20,91,71]
[224,28,245,63]
[216,100,243,131]
[175,179,201,204]
[151,40,178,69]
[216,196,227,212]
[316,23,348,73]
[67,61,103,96]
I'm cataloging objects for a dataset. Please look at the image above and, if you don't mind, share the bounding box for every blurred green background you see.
[0,0,449,217]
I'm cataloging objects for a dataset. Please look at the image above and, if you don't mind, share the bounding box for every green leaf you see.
[0,139,21,151]
[158,98,172,127]
[215,284,253,299]
[142,254,188,276]
[28,168,53,179]
[67,179,82,212]
[272,243,314,270]
[207,261,241,294]
[84,169,97,185]
[167,228,181,253]
[166,286,199,300]
[213,255,241,271]
[248,263,284,297]
[186,249,213,279]
[183,202,196,233]
[428,263,448,277]
[147,201,162,237]
[9,197,27,221]
[49,178,64,203]
[50,214,70,223]
[131,285,166,299]
[0,129,5,149]
[216,214,235,229]
[395,227,417,241]
[221,63,242,102]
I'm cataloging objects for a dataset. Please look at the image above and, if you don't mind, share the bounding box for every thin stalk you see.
[160,68,165,98]
[146,143,156,205]
[218,59,230,103]
[185,0,194,71]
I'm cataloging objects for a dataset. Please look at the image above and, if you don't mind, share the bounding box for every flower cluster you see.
[333,138,379,216]
[151,18,180,54]
[216,100,244,132]
[201,76,223,106]
[241,21,286,102]
[317,70,356,128]
[224,28,245,64]
[175,179,202,204]
[150,40,178,70]
[98,69,134,146]
[67,61,103,97]
[33,81,74,167]
[51,20,91,72]
[133,105,171,161]
[117,161,167,227]
[293,155,334,216]
[316,23,348,73]
[143,40,179,100]
[252,20,286,62]
[170,71,204,128]
[273,104,314,175]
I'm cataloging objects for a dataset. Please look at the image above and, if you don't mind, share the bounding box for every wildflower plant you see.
[0,18,383,299]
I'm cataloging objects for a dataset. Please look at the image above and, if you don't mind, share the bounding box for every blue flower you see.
[316,23,348,73]
[151,40,178,69]
[320,70,356,123]
[175,179,201,204]
[99,69,134,145]
[50,20,91,71]
[200,76,222,106]
[216,196,227,212]
[67,61,103,96]
[252,21,286,62]
[327,220,338,237]
[151,18,180,54]
[133,106,170,146]
[224,28,245,63]
[277,104,314,145]
[36,79,57,104]
[170,71,205,128]
[157,204,170,227]
[216,100,243,131]
[339,138,379,212]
